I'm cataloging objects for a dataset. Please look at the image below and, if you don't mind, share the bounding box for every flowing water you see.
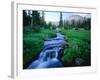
[28,33,68,69]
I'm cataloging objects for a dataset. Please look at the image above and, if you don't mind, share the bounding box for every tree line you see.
[23,10,91,32]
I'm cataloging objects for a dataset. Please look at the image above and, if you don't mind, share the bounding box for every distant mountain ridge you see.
[46,14,91,26]
[67,15,84,21]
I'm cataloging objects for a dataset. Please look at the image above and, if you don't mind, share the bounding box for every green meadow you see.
[23,28,90,68]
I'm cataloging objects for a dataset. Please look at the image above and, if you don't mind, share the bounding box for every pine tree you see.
[59,12,63,27]
[31,11,41,32]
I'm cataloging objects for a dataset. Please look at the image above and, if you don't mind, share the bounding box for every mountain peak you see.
[67,15,84,21]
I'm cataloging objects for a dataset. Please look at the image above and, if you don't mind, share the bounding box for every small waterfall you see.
[28,33,68,69]
[38,47,59,61]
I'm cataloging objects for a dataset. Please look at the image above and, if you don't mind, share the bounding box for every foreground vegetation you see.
[23,28,90,69]
[61,29,91,67]
[23,29,56,68]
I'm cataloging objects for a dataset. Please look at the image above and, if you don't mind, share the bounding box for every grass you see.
[23,29,56,69]
[61,29,91,66]
[23,28,91,69]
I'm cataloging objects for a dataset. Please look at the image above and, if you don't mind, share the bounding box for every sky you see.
[43,11,91,23]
